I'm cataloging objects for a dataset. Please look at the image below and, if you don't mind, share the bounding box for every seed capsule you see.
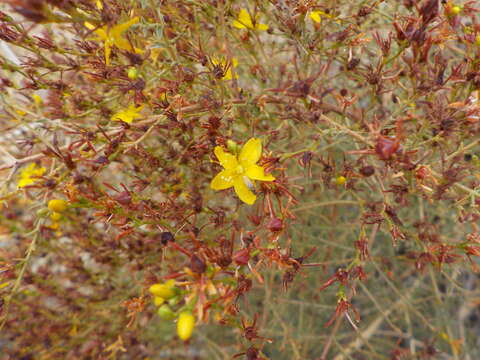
[160,231,175,245]
[359,166,375,177]
[177,311,195,341]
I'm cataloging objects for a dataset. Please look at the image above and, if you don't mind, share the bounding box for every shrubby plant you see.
[0,0,479,359]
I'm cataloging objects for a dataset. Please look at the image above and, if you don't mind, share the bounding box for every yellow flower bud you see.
[227,139,238,154]
[177,311,195,341]
[335,176,346,186]
[449,5,461,16]
[476,35,480,46]
[48,199,68,213]
[49,222,60,230]
[149,281,176,299]
[153,296,165,306]
[50,212,62,221]
[127,67,138,80]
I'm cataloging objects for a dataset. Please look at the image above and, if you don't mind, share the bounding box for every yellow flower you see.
[32,93,43,106]
[232,8,268,31]
[211,57,238,80]
[84,17,141,65]
[111,104,143,123]
[210,138,275,205]
[18,163,46,188]
[309,10,334,23]
[177,311,195,341]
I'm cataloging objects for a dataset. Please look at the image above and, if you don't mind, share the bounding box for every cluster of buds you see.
[36,199,69,231]
[149,280,195,341]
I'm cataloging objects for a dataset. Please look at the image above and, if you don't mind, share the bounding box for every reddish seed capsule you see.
[359,166,375,177]
[267,217,283,232]
[190,254,207,274]
[415,165,430,180]
[375,136,401,160]
[160,231,175,245]
[233,248,250,266]
[114,191,131,205]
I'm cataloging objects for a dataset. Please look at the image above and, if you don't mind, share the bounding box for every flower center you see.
[235,164,245,175]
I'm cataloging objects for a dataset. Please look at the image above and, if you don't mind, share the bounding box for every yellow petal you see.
[84,21,96,30]
[32,94,42,106]
[224,67,240,80]
[234,9,254,29]
[114,37,134,51]
[234,176,256,205]
[104,41,111,65]
[255,23,269,31]
[214,146,238,170]
[18,178,33,188]
[210,169,235,190]
[223,69,233,80]
[94,28,108,39]
[111,105,143,123]
[232,19,247,29]
[85,22,108,39]
[239,138,262,166]
[246,164,275,182]
[210,57,221,66]
[110,16,140,37]
[310,11,322,23]
[214,57,238,80]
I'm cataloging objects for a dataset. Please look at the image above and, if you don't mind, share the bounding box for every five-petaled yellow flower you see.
[210,138,275,205]
[111,104,143,123]
[18,163,46,188]
[211,57,238,80]
[232,8,269,31]
[85,17,141,65]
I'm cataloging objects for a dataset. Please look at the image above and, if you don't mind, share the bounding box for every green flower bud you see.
[36,208,49,218]
[157,304,176,320]
[227,139,238,154]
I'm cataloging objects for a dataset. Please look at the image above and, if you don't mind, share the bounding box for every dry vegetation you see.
[0,0,480,359]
